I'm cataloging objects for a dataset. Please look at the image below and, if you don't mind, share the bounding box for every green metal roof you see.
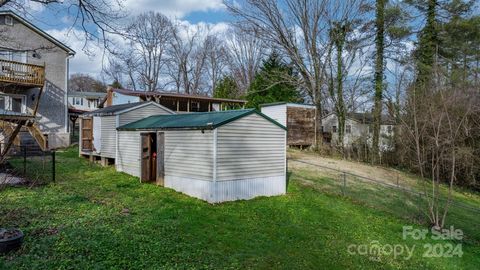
[117,109,286,131]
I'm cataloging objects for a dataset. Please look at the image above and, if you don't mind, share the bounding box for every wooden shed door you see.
[156,132,165,186]
[141,133,151,182]
[81,118,93,151]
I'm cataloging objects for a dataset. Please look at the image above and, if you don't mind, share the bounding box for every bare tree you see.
[0,0,126,52]
[167,23,210,94]
[401,62,480,230]
[122,12,173,91]
[225,0,339,148]
[224,27,266,94]
[204,35,228,94]
[69,73,106,92]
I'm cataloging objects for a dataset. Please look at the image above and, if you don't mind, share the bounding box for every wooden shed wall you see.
[286,106,315,146]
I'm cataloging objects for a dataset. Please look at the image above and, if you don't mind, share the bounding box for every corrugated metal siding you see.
[100,116,116,158]
[116,131,141,177]
[215,175,285,202]
[164,130,213,181]
[217,113,286,181]
[261,105,287,127]
[165,176,213,202]
[119,104,173,126]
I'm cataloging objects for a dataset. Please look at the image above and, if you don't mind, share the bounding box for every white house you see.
[79,101,174,164]
[322,112,395,150]
[68,91,106,112]
[116,109,287,203]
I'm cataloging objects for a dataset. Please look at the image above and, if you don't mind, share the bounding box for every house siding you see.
[261,105,287,127]
[116,131,142,177]
[0,14,71,148]
[100,116,116,158]
[217,114,286,180]
[118,104,172,126]
[164,130,213,181]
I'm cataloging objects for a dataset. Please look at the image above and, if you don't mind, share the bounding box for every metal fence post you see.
[23,146,27,175]
[52,151,55,183]
[342,172,346,196]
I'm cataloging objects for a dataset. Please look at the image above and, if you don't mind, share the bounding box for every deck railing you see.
[0,59,45,87]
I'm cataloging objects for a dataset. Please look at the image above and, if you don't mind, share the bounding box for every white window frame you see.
[5,16,13,26]
[1,94,27,113]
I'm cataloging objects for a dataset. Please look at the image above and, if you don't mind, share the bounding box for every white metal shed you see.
[116,109,287,203]
[79,101,174,164]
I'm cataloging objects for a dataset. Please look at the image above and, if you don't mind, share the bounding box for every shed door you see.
[81,118,93,151]
[156,132,165,186]
[141,133,151,182]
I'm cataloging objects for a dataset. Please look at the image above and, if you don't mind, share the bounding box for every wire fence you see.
[0,144,55,186]
[288,158,480,244]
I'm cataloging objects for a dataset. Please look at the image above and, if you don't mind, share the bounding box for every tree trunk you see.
[372,0,386,163]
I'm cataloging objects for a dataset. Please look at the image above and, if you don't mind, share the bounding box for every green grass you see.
[1,148,479,269]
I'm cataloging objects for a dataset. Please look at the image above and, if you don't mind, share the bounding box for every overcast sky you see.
[14,0,231,79]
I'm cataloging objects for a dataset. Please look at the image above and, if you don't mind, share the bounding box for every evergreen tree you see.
[213,76,239,99]
[246,52,302,109]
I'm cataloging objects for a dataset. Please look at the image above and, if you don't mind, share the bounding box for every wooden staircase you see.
[0,120,21,147]
[26,122,47,151]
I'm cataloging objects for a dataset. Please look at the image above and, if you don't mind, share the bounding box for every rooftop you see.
[260,102,316,108]
[85,101,149,116]
[118,109,286,131]
[69,91,106,98]
[109,88,247,104]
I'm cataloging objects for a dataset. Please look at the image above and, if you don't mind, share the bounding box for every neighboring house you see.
[68,91,106,112]
[116,109,287,203]
[0,10,75,150]
[322,112,396,151]
[260,102,317,147]
[78,101,174,165]
[100,87,247,112]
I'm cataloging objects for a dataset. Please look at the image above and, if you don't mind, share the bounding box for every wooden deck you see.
[0,59,45,87]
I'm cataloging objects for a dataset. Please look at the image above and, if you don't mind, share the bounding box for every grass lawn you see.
[1,148,479,269]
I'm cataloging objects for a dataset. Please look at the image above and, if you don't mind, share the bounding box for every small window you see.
[191,101,200,112]
[387,125,393,133]
[332,126,337,133]
[5,16,13,26]
[368,125,372,134]
[346,125,351,134]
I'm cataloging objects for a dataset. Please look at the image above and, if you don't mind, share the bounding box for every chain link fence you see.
[0,144,55,187]
[288,158,480,244]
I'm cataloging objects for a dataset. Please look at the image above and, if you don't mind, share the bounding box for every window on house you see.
[5,16,13,26]
[12,97,22,113]
[346,125,351,134]
[368,125,372,134]
[332,126,337,133]
[387,125,393,133]
[0,51,27,63]
[0,96,5,111]
[191,101,200,111]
